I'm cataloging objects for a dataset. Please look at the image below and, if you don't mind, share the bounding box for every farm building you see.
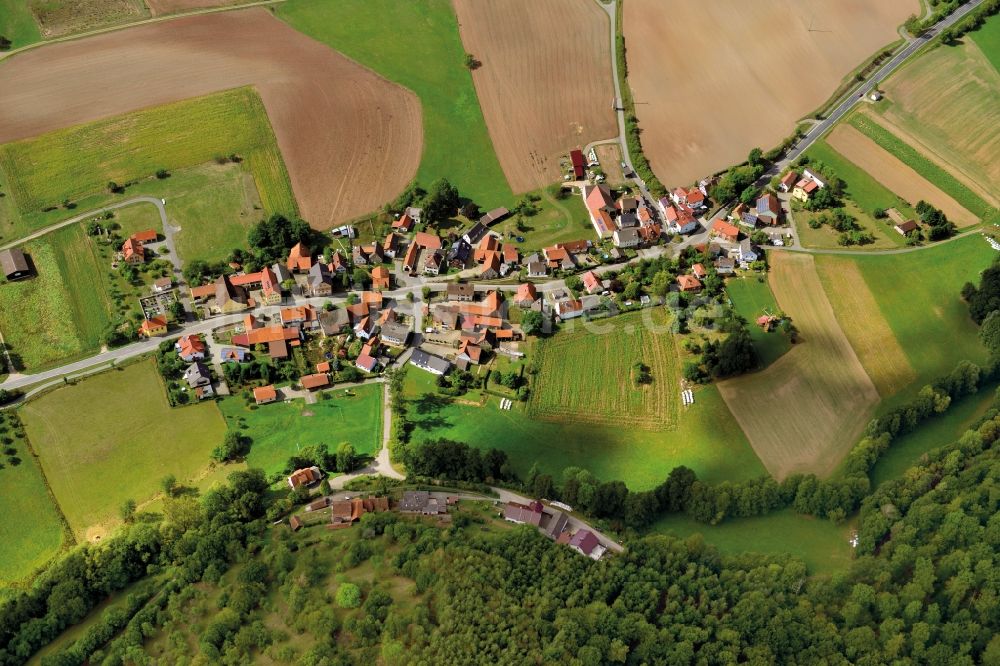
[894,220,918,235]
[0,248,32,280]
[570,149,586,179]
[287,466,322,489]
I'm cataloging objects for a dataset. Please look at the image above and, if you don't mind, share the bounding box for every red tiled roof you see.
[413,231,442,250]
[131,229,158,243]
[300,373,330,389]
[253,385,277,403]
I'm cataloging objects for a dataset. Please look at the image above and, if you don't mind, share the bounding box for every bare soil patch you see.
[827,125,977,227]
[595,143,625,186]
[718,253,879,480]
[0,9,421,229]
[624,0,916,187]
[453,0,616,193]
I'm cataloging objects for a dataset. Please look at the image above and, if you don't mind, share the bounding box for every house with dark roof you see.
[410,348,451,375]
[448,282,475,301]
[381,321,411,347]
[183,362,214,399]
[319,308,350,336]
[755,193,782,225]
[306,262,333,297]
[569,529,605,560]
[215,275,250,314]
[463,221,489,246]
[0,248,32,281]
[399,490,448,515]
[613,226,640,248]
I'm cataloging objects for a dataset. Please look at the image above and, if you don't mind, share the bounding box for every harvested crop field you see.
[0,9,421,230]
[29,0,148,38]
[814,256,915,397]
[528,309,678,429]
[453,0,616,192]
[624,0,916,187]
[876,37,1000,209]
[718,253,880,480]
[826,124,978,227]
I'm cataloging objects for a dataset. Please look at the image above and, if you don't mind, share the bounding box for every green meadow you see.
[804,139,916,219]
[970,11,1000,71]
[219,383,383,476]
[726,275,792,368]
[403,369,766,490]
[0,0,41,49]
[278,0,512,208]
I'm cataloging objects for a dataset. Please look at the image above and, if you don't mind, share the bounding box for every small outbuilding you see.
[0,248,32,281]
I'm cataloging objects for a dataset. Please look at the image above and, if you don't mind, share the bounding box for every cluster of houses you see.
[288,486,452,531]
[658,185,708,236]
[585,183,662,249]
[730,192,783,230]
[398,206,512,278]
[502,499,605,560]
[781,168,826,203]
[425,288,520,371]
[526,239,592,277]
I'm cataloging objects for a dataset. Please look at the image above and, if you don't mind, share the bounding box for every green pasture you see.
[804,139,917,220]
[20,361,227,538]
[0,0,41,49]
[971,11,1000,71]
[726,275,792,367]
[219,383,383,475]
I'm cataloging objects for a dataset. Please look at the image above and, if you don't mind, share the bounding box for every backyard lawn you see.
[219,383,383,476]
[0,413,66,586]
[278,0,512,209]
[726,274,792,368]
[0,86,295,241]
[403,368,766,490]
[20,361,227,540]
[648,509,855,575]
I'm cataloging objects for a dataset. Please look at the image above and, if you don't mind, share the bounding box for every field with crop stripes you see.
[0,87,295,221]
[528,309,678,428]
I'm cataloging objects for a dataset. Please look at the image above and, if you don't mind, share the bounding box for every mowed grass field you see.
[718,253,880,480]
[726,275,792,368]
[0,86,295,239]
[871,35,1000,213]
[404,368,767,490]
[824,235,992,405]
[648,509,855,574]
[20,361,227,540]
[815,256,916,398]
[0,225,113,370]
[0,0,42,49]
[278,0,512,208]
[528,309,678,428]
[219,383,382,476]
[0,414,66,586]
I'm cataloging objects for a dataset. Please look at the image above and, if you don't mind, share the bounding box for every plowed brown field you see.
[0,9,421,229]
[453,0,616,193]
[827,125,978,227]
[624,0,916,187]
[718,253,879,480]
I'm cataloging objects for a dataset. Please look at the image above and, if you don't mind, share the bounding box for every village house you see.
[328,253,347,275]
[140,315,168,337]
[463,221,490,246]
[514,282,538,307]
[183,361,214,399]
[410,348,451,375]
[215,275,251,313]
[253,385,277,405]
[581,270,603,294]
[392,212,414,232]
[542,246,575,270]
[663,205,699,235]
[414,231,443,251]
[779,170,799,192]
[714,256,736,275]
[329,496,390,529]
[382,233,401,258]
[448,282,475,302]
[287,466,322,489]
[381,320,411,347]
[300,373,330,391]
[1,248,33,281]
[287,242,313,273]
[711,220,741,243]
[692,263,707,279]
[480,252,501,279]
[671,186,707,210]
[152,277,173,293]
[371,265,391,290]
[306,262,333,297]
[399,490,448,515]
[613,226,640,249]
[527,259,548,278]
[176,334,207,362]
[122,237,145,264]
[755,193,782,225]
[356,352,379,373]
[792,169,825,202]
[739,239,759,265]
[584,183,617,239]
[569,529,605,560]
[480,207,510,226]
[280,304,318,329]
[431,304,460,330]
[554,298,584,320]
[447,240,471,269]
[319,309,350,337]
[220,347,247,363]
[502,501,569,541]
[402,242,419,274]
[677,274,702,292]
[423,250,444,276]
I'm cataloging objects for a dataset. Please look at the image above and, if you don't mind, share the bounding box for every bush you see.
[336,583,362,609]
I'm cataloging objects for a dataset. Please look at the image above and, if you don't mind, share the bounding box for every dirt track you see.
[624,0,917,187]
[0,9,422,229]
[454,0,616,193]
[718,253,879,480]
[827,125,978,227]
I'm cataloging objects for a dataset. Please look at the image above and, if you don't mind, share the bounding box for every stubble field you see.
[453,0,617,193]
[718,252,880,480]
[0,9,421,230]
[623,0,916,187]
[826,124,978,227]
[528,309,678,429]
